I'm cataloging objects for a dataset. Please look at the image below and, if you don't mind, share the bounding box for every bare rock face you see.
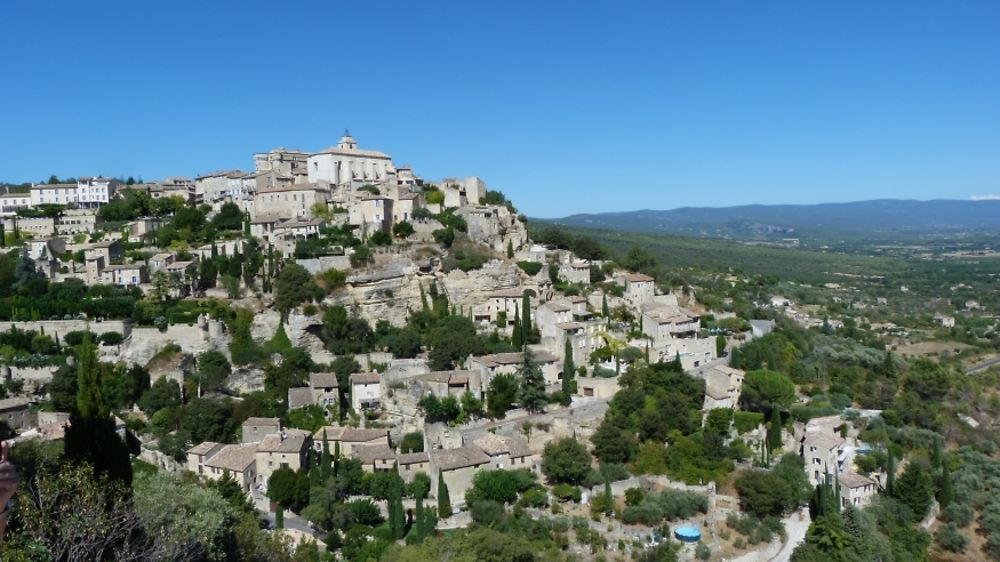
[456,206,528,253]
[329,257,432,327]
[440,260,522,313]
[251,309,282,342]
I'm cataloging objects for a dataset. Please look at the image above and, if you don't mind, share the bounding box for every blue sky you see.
[1,1,998,216]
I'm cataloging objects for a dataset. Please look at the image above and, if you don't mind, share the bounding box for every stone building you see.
[350,372,382,411]
[621,273,655,308]
[0,397,31,430]
[252,184,330,220]
[241,417,281,444]
[311,426,390,458]
[307,132,394,188]
[255,429,312,486]
[641,305,700,341]
[253,148,310,177]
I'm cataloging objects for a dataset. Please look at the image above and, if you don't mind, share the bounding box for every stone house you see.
[350,195,393,235]
[418,370,471,399]
[0,193,31,215]
[559,261,591,285]
[467,349,561,394]
[287,387,314,410]
[801,431,847,486]
[241,417,281,444]
[85,239,123,265]
[186,442,224,475]
[311,426,390,458]
[392,192,423,223]
[641,305,700,341]
[203,443,258,493]
[574,375,621,400]
[0,397,31,430]
[273,217,325,240]
[839,472,877,509]
[255,429,312,486]
[397,451,432,482]
[439,177,485,208]
[350,372,382,411]
[102,263,147,286]
[428,445,492,506]
[699,365,745,410]
[472,287,526,329]
[252,184,330,220]
[621,273,655,309]
[471,434,537,472]
[148,253,175,274]
[309,373,339,408]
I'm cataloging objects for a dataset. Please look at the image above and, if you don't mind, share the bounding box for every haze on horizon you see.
[1,1,998,217]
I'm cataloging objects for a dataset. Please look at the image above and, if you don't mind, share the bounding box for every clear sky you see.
[2,1,998,216]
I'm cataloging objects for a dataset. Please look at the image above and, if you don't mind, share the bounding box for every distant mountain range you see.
[539,199,1000,243]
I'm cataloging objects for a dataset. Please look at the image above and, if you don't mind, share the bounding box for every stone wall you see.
[0,319,130,340]
[296,256,351,274]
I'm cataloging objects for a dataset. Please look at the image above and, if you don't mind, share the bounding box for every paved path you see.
[966,356,1000,374]
[769,508,810,562]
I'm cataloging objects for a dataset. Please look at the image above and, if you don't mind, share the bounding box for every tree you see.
[542,437,592,485]
[741,369,795,413]
[387,465,406,539]
[511,306,523,349]
[591,422,638,464]
[716,334,726,357]
[521,291,532,340]
[437,472,451,518]
[939,461,954,510]
[392,221,414,239]
[518,351,547,414]
[734,454,811,518]
[268,467,310,513]
[273,263,322,320]
[486,373,518,419]
[767,408,783,452]
[400,432,425,453]
[64,332,132,486]
[891,462,934,520]
[561,339,576,405]
[506,239,514,259]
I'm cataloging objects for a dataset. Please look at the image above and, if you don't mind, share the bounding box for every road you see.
[769,508,810,562]
[966,356,1000,375]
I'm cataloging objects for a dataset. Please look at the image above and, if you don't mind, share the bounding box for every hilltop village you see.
[0,134,959,561]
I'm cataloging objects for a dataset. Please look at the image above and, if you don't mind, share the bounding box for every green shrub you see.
[552,483,582,503]
[517,261,543,276]
[733,411,765,434]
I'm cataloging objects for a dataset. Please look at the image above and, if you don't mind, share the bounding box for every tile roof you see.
[242,417,281,428]
[623,273,654,283]
[353,444,395,463]
[309,373,340,389]
[351,372,380,385]
[430,445,491,471]
[257,429,310,453]
[398,451,430,465]
[313,426,388,443]
[187,441,222,456]
[287,387,314,409]
[205,443,257,472]
[838,472,876,489]
[0,397,30,410]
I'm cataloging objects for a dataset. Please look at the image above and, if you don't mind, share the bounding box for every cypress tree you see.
[507,239,514,259]
[939,461,954,510]
[420,283,429,313]
[521,291,532,338]
[602,293,609,320]
[334,441,341,476]
[438,472,451,518]
[604,477,613,516]
[320,429,332,480]
[0,223,5,247]
[886,449,896,495]
[511,305,523,349]
[388,464,406,539]
[275,507,284,529]
[767,408,783,452]
[561,338,576,405]
[64,332,132,486]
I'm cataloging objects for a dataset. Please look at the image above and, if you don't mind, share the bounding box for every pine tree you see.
[511,305,523,349]
[561,338,576,405]
[438,472,451,518]
[519,350,547,414]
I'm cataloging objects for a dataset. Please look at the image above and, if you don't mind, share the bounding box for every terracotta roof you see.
[430,445,491,471]
[257,429,310,453]
[205,443,257,472]
[473,350,558,368]
[351,372,380,385]
[490,287,526,299]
